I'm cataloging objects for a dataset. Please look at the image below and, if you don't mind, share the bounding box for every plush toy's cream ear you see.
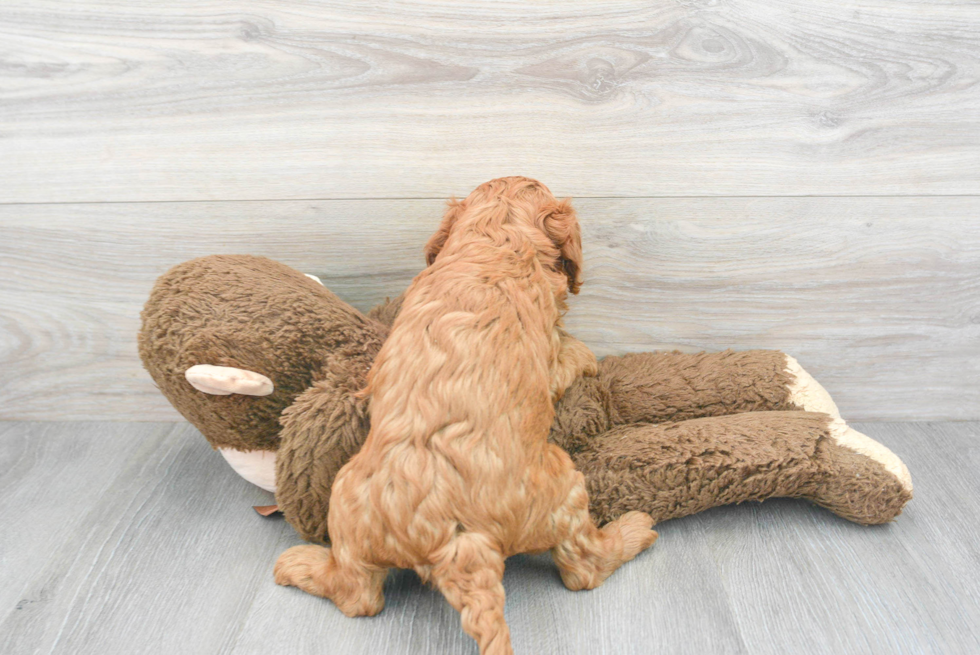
[185,365,274,396]
[424,198,465,266]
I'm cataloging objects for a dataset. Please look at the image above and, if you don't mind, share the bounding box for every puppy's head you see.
[424,177,584,294]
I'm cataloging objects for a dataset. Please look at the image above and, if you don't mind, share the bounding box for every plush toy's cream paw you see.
[784,356,842,418]
[185,364,274,396]
[827,419,913,493]
[785,355,913,494]
[218,448,278,492]
[304,273,324,286]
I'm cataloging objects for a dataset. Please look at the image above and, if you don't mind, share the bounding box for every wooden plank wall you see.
[1,0,978,421]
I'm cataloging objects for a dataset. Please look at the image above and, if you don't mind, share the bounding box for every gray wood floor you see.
[2,421,978,655]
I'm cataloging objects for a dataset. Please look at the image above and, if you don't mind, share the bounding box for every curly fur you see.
[274,177,656,655]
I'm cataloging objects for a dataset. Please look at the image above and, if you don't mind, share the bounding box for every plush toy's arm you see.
[573,411,912,526]
[275,354,374,544]
[367,294,405,328]
[552,350,837,453]
[601,349,801,422]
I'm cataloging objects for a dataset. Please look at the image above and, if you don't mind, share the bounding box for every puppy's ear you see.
[424,199,463,266]
[541,199,583,294]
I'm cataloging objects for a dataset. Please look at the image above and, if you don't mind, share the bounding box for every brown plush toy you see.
[139,255,912,544]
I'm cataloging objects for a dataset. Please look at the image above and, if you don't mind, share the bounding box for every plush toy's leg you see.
[554,350,870,436]
[427,534,513,655]
[572,411,913,526]
[274,544,387,618]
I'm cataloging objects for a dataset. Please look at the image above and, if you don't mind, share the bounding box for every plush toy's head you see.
[139,255,386,452]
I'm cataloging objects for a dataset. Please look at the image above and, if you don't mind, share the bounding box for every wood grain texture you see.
[1,0,978,202]
[0,422,285,655]
[1,196,977,421]
[0,422,158,616]
[1,421,978,654]
[703,421,980,655]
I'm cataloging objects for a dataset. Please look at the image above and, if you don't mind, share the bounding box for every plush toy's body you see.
[139,255,912,544]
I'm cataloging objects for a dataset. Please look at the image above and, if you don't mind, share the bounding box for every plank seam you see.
[1,194,979,207]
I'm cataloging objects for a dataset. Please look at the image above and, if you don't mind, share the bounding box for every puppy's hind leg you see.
[274,544,387,617]
[550,469,658,591]
[428,533,512,655]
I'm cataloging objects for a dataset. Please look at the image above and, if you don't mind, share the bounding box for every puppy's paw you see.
[614,511,658,559]
[274,544,331,592]
[551,334,598,399]
[581,356,599,378]
[564,334,598,378]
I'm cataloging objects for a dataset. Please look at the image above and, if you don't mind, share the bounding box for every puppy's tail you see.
[428,533,513,655]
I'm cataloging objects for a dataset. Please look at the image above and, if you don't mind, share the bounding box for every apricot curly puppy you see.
[274,177,657,654]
